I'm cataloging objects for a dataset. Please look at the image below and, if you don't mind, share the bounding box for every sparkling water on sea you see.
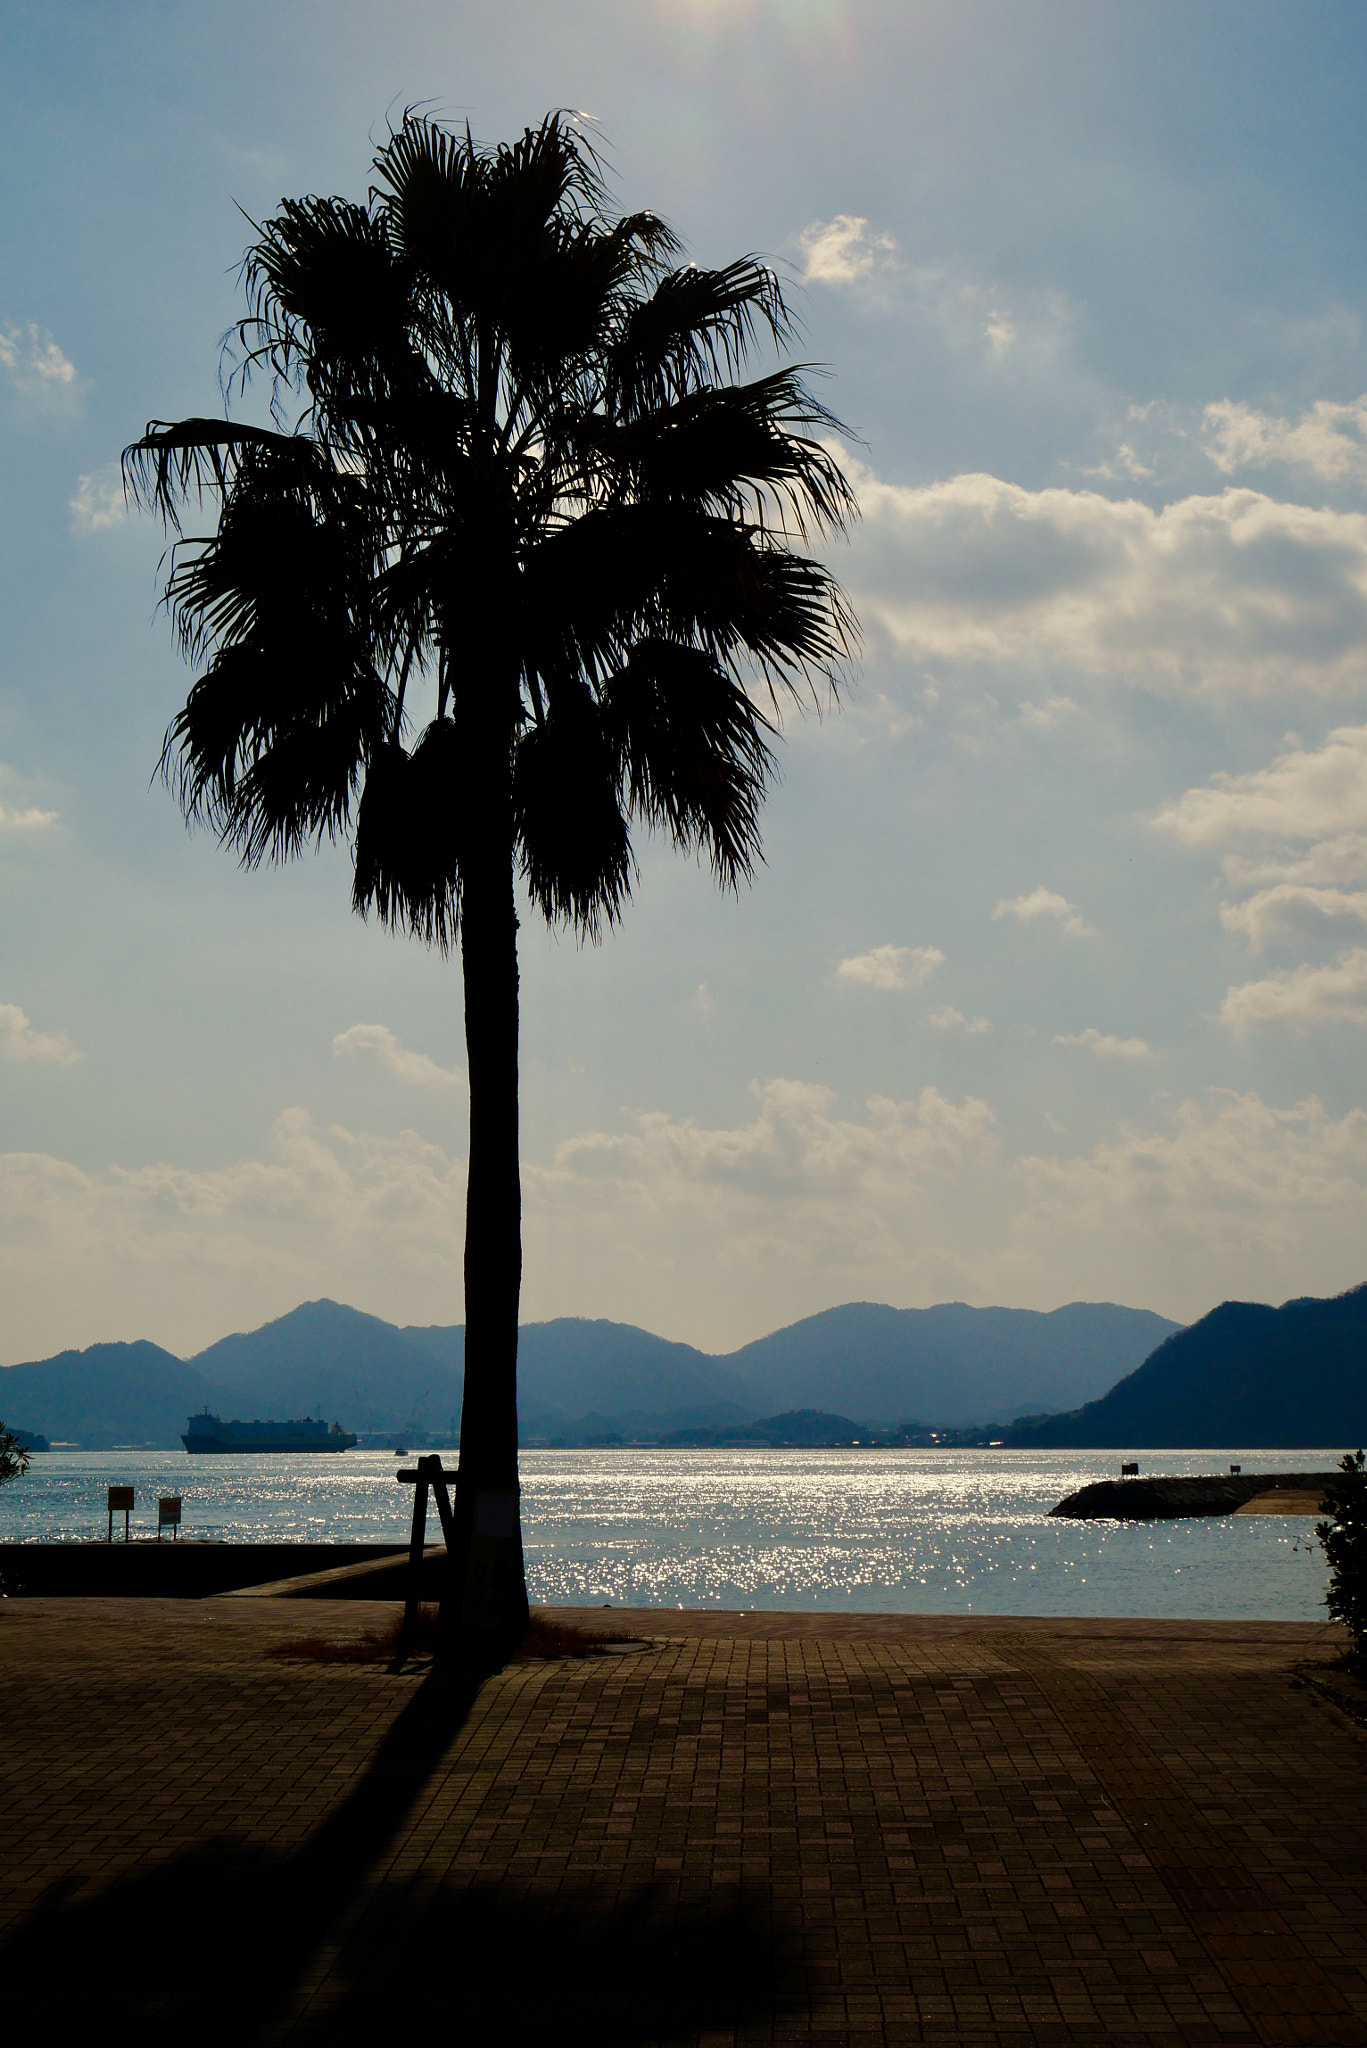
[0,1446,1339,1622]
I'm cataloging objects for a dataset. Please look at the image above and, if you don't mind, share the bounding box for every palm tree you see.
[124,113,856,1648]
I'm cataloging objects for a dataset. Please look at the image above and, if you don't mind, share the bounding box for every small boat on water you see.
[181,1411,357,1454]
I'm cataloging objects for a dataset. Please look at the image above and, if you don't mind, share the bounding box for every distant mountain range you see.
[721,1301,1178,1426]
[1007,1284,1367,1448]
[0,1296,1179,1448]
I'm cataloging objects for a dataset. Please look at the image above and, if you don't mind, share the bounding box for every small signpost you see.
[107,1485,134,1542]
[396,1455,457,1630]
[1120,1462,1139,1480]
[1229,1464,1242,1477]
[157,1496,182,1540]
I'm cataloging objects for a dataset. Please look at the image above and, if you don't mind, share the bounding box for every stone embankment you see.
[1050,1470,1339,1520]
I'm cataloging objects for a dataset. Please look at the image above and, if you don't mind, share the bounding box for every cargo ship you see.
[181,1411,357,1454]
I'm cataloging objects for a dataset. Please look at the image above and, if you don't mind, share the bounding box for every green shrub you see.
[0,1424,30,1490]
[1317,1448,1367,1666]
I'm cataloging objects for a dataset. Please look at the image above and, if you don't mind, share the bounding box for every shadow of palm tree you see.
[4,1657,809,2044]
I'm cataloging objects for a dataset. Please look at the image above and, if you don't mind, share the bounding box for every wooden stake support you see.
[396,1455,457,1628]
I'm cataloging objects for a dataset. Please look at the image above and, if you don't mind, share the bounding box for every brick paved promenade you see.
[2,1599,1365,2045]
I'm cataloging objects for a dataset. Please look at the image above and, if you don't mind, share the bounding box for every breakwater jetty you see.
[1050,1470,1338,1520]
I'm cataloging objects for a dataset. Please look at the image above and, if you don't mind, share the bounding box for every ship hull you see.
[181,1434,357,1455]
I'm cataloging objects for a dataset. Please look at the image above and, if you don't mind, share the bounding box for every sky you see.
[6,0,1367,1360]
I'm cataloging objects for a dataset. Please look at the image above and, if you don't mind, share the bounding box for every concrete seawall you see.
[1051,1470,1340,1520]
[0,1541,415,1598]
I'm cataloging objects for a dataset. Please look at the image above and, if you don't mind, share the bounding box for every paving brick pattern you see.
[1,1599,1364,2045]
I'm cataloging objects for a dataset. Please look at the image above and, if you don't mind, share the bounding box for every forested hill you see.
[0,1341,205,1449]
[1007,1285,1367,1448]
[0,1295,1180,1448]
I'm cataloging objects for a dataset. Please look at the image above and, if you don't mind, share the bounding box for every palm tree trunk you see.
[442,791,530,1652]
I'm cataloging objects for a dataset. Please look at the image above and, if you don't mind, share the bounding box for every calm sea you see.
[0,1446,1339,1622]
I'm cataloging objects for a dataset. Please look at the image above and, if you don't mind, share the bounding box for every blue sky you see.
[6,1,1367,1359]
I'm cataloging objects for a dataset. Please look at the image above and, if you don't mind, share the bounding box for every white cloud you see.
[332,1023,462,1088]
[1017,1088,1367,1267]
[1220,883,1367,951]
[1155,726,1367,850]
[537,1079,999,1283]
[0,802,57,832]
[69,465,128,533]
[1053,1028,1153,1059]
[1219,947,1367,1030]
[0,1004,80,1065]
[983,309,1015,356]
[836,687,925,746]
[6,1082,1367,1357]
[0,1111,470,1358]
[847,462,1367,692]
[834,943,944,991]
[1157,726,1367,968]
[1083,442,1155,483]
[1203,396,1367,483]
[1017,695,1079,729]
[993,887,1093,937]
[1221,834,1367,890]
[0,322,79,408]
[0,764,58,833]
[1154,726,1367,1030]
[928,1006,990,1034]
[0,1087,999,1358]
[890,267,1074,369]
[796,214,897,285]
[551,1082,1367,1324]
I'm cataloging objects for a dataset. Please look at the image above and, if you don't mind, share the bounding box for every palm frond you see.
[608,259,790,414]
[602,641,774,887]
[513,695,632,936]
[161,444,383,660]
[525,506,855,707]
[122,420,304,531]
[238,196,422,428]
[151,431,399,865]
[352,721,464,948]
[160,641,390,864]
[579,369,857,538]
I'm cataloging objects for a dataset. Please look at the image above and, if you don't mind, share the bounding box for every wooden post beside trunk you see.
[396,1454,458,1630]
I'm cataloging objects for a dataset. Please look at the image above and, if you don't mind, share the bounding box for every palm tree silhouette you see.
[124,113,856,1646]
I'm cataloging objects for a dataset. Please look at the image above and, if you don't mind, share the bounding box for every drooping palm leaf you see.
[603,640,775,887]
[514,696,633,935]
[352,722,464,946]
